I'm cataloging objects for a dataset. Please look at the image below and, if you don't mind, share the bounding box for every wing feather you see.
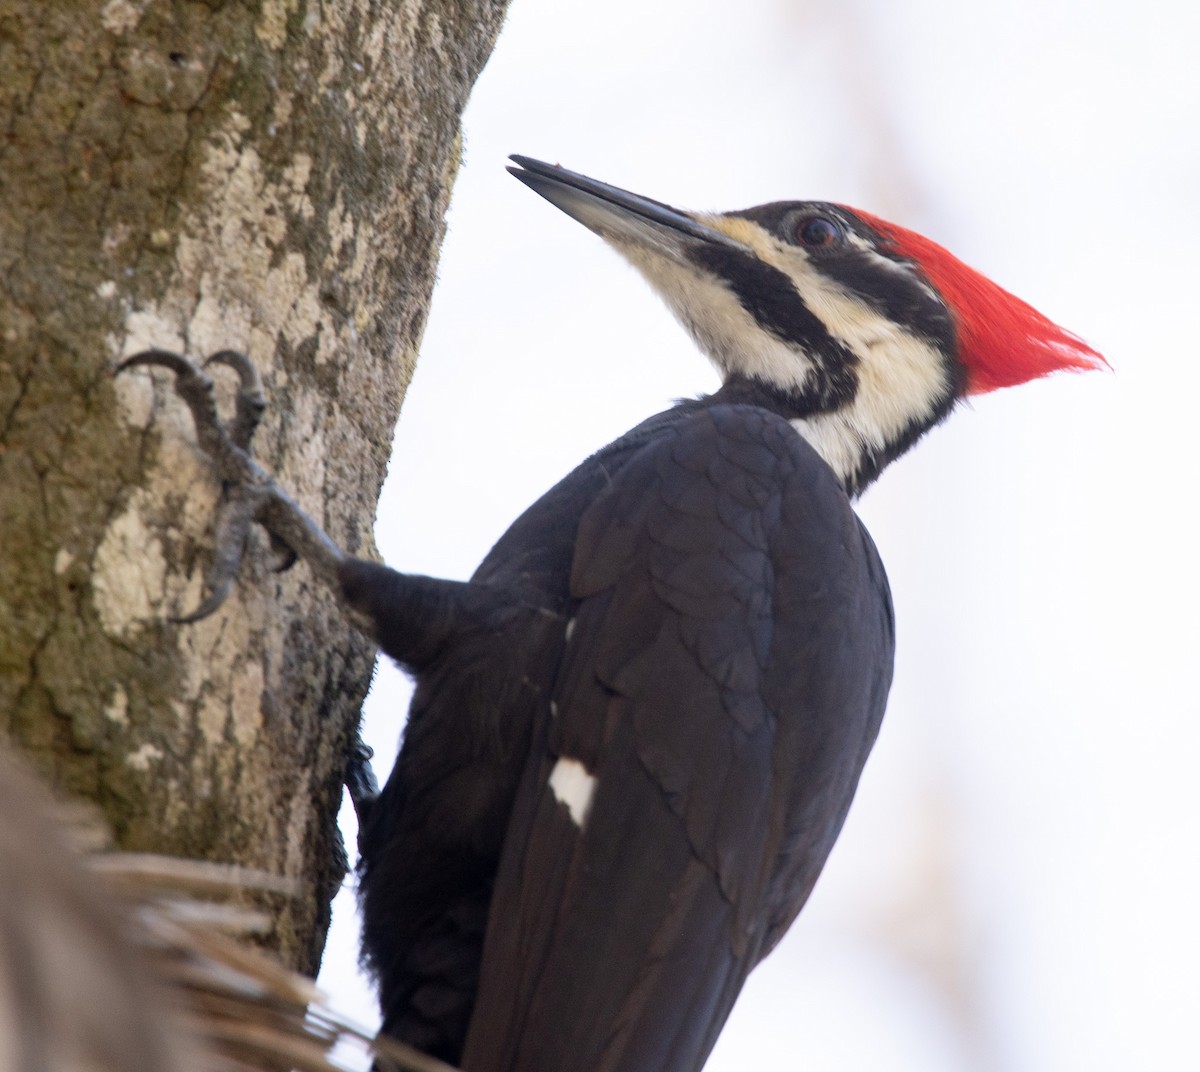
[462,404,893,1072]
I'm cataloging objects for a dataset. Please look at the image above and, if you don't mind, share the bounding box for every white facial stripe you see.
[799,291,948,482]
[616,243,817,391]
[548,757,597,829]
[699,214,952,485]
[598,210,953,490]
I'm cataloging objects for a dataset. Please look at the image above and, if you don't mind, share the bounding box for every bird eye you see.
[795,216,842,249]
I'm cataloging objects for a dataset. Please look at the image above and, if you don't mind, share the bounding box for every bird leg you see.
[345,735,380,827]
[117,349,349,624]
[118,349,381,810]
[117,348,544,659]
[116,349,565,820]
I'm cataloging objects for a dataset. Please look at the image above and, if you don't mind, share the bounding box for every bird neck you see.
[707,375,958,497]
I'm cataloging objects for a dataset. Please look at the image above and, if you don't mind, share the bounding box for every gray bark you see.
[0,0,508,973]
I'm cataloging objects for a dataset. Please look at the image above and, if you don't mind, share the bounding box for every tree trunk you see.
[0,0,508,974]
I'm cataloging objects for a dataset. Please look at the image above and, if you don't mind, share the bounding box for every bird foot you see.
[117,349,346,622]
[345,735,380,826]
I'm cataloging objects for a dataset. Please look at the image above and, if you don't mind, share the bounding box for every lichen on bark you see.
[0,0,510,972]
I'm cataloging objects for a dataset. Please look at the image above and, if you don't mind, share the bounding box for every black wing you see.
[461,404,894,1072]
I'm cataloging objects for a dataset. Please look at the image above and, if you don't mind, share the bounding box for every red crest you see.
[853,211,1107,394]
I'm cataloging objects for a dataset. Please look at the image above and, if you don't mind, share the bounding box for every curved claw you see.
[204,348,264,388]
[346,737,380,826]
[205,350,266,450]
[170,485,259,622]
[114,346,349,622]
[118,349,258,621]
[118,348,206,378]
[117,348,243,480]
[173,575,237,625]
[267,533,299,574]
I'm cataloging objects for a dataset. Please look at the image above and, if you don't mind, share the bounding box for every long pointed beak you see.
[508,155,748,254]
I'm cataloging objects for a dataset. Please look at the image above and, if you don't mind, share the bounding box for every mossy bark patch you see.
[0,0,510,973]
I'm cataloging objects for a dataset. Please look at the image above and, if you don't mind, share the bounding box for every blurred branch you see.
[0,748,455,1072]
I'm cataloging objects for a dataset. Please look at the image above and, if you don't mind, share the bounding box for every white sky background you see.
[318,1,1200,1068]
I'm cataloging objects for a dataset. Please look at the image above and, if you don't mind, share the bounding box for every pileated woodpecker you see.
[121,156,1103,1072]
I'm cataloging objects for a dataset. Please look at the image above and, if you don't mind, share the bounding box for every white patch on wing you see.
[548,757,597,828]
[564,616,576,642]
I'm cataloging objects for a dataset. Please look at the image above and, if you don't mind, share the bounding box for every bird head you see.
[509,155,1105,495]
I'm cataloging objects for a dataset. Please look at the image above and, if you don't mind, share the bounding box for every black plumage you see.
[120,154,1101,1072]
[351,389,893,1071]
